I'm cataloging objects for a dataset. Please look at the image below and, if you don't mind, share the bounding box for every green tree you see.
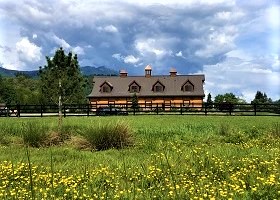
[206,93,213,108]
[0,76,17,104]
[131,93,139,110]
[251,91,272,104]
[39,47,86,107]
[214,93,239,104]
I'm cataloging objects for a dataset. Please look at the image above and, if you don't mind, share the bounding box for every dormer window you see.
[102,85,111,93]
[129,81,141,93]
[100,81,113,93]
[152,81,165,92]
[182,80,194,92]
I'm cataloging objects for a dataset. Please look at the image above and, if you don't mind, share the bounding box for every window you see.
[153,81,165,92]
[182,81,194,92]
[130,85,139,93]
[155,85,163,92]
[102,85,111,93]
[184,84,193,92]
[129,81,141,93]
[100,81,113,93]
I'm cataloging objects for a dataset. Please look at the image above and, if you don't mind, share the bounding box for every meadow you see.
[0,116,279,199]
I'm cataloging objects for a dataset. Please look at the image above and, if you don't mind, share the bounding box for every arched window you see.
[152,81,165,92]
[129,81,141,93]
[100,81,113,93]
[182,81,194,92]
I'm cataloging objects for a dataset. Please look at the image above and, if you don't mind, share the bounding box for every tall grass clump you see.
[82,121,134,151]
[21,122,49,148]
[270,122,280,138]
[219,123,231,136]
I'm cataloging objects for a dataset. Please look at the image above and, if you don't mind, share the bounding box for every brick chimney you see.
[119,69,128,77]
[145,65,152,77]
[169,67,177,77]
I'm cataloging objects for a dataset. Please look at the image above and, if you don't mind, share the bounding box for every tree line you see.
[206,92,280,106]
[0,48,91,105]
[0,47,279,106]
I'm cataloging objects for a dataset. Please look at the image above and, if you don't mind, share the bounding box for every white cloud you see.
[16,37,42,63]
[0,0,278,99]
[266,6,280,29]
[73,46,85,55]
[97,25,118,33]
[135,38,173,58]
[195,27,238,58]
[124,55,139,64]
[176,51,183,57]
[203,55,280,102]
[52,35,71,49]
[112,53,139,64]
[112,53,122,61]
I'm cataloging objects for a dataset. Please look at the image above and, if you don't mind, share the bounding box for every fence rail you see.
[0,103,279,117]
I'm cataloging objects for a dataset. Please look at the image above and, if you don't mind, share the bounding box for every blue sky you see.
[0,0,279,101]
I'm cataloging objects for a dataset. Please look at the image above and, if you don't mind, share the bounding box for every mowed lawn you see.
[0,116,279,199]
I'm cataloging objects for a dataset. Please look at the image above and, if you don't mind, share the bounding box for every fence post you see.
[156,103,159,115]
[40,105,43,117]
[254,104,257,116]
[229,103,232,116]
[17,104,20,117]
[204,103,207,116]
[180,103,183,115]
[87,104,90,117]
[63,105,66,118]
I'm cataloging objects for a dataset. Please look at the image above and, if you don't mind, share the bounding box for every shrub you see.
[83,121,134,151]
[21,122,49,148]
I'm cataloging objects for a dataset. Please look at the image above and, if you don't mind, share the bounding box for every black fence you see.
[0,102,279,117]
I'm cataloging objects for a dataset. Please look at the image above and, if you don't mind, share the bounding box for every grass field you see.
[0,116,279,199]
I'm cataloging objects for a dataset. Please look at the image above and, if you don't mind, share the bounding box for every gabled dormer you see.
[100,81,113,93]
[152,80,165,92]
[181,80,194,92]
[128,81,141,93]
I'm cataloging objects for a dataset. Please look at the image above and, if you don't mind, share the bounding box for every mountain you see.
[0,66,118,77]
[80,66,118,76]
[0,67,38,77]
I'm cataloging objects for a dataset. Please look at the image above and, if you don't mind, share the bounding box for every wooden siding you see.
[89,97,203,107]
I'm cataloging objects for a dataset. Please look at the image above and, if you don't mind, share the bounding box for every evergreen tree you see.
[131,93,139,110]
[206,93,213,108]
[251,91,272,104]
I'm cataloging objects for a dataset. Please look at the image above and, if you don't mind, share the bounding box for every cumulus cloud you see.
[203,53,280,102]
[16,37,42,63]
[112,53,139,64]
[0,0,279,99]
[135,38,173,58]
[124,55,139,64]
[52,35,71,49]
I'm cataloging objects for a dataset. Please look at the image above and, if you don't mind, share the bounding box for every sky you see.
[0,0,279,101]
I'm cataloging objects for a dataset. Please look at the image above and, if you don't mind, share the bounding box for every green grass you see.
[0,116,279,199]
